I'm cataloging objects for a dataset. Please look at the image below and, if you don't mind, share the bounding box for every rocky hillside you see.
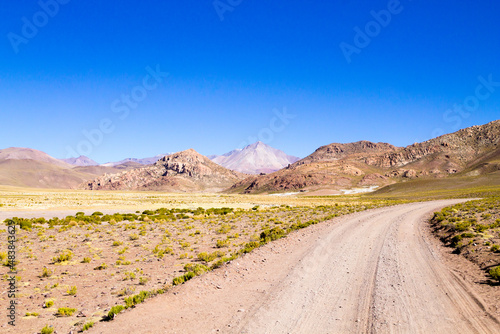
[230,120,500,194]
[210,141,300,174]
[81,149,246,192]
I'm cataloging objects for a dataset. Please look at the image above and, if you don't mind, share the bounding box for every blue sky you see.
[1,0,499,163]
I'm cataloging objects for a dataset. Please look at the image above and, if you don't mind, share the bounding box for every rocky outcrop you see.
[82,149,245,192]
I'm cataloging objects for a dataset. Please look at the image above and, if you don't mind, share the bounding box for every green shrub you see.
[25,312,39,317]
[491,245,500,253]
[67,286,77,296]
[41,267,52,277]
[184,263,209,275]
[124,291,151,308]
[172,272,196,286]
[82,321,94,331]
[57,307,76,316]
[93,263,107,270]
[475,224,489,233]
[41,325,54,334]
[450,235,463,248]
[489,266,500,281]
[107,305,125,320]
[52,250,73,263]
[44,299,54,308]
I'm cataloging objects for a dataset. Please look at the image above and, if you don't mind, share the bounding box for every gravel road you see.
[90,200,500,333]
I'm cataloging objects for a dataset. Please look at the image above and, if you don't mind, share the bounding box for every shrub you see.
[491,245,500,253]
[44,299,54,308]
[197,251,224,263]
[82,257,91,263]
[475,224,489,233]
[41,267,52,277]
[184,263,209,275]
[124,291,150,308]
[25,312,39,316]
[112,241,123,246]
[52,250,73,263]
[67,286,77,296]
[57,307,76,316]
[139,277,148,285]
[489,266,500,281]
[450,235,463,248]
[94,263,108,270]
[172,271,196,285]
[107,305,125,320]
[216,239,229,248]
[41,325,54,334]
[82,321,94,331]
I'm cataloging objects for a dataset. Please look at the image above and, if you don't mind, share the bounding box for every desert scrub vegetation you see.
[431,197,500,282]
[2,198,401,334]
[82,321,94,331]
[56,307,76,316]
[40,325,54,334]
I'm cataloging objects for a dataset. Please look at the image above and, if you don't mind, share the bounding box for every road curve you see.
[90,200,500,334]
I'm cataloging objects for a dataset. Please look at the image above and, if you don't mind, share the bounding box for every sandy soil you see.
[89,200,500,334]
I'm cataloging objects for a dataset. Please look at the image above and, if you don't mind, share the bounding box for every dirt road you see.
[90,200,500,333]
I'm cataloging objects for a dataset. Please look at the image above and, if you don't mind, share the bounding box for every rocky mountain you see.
[230,120,500,194]
[101,154,171,167]
[61,155,99,166]
[81,149,246,192]
[210,142,300,174]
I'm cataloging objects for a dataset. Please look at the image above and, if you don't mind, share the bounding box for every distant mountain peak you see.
[61,155,98,166]
[210,142,300,174]
[101,153,171,167]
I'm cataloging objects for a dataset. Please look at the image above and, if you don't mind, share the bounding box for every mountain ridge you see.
[230,120,500,194]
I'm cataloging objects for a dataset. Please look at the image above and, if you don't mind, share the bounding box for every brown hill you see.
[230,120,500,194]
[0,147,72,169]
[81,149,246,192]
[0,148,142,189]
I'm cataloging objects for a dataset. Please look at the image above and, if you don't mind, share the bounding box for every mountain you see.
[61,155,99,166]
[210,142,300,174]
[0,147,72,169]
[81,149,246,192]
[101,154,170,167]
[230,120,500,194]
[0,147,142,189]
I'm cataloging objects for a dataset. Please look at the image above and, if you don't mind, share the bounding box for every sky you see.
[1,0,499,164]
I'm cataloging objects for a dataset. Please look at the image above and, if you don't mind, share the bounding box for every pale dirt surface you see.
[88,200,500,334]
